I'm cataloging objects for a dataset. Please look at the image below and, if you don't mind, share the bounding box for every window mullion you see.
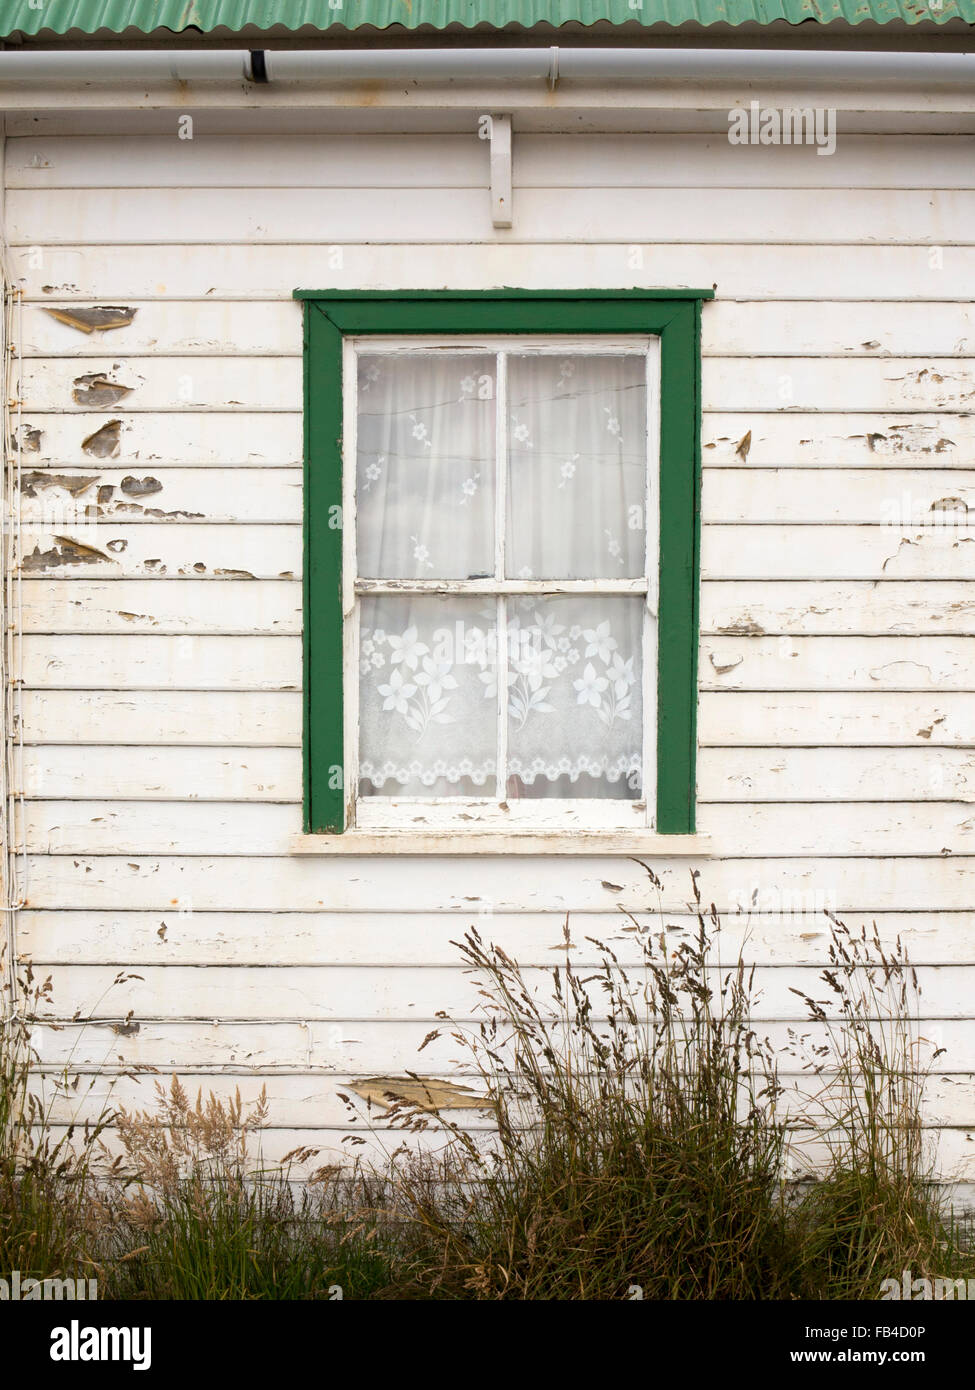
[495,350,508,805]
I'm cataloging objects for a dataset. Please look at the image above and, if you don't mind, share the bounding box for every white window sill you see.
[290,831,711,856]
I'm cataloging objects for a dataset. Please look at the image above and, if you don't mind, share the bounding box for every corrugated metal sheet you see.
[0,0,972,39]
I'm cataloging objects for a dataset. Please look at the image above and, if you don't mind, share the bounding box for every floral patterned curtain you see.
[355,349,649,802]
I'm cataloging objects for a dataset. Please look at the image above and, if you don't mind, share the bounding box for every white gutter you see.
[0,50,248,82]
[0,46,972,89]
[262,47,975,87]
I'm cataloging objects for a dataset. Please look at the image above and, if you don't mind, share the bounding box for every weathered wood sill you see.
[290,832,711,856]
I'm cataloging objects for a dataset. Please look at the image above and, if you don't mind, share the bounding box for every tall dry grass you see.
[2,879,973,1300]
[0,954,114,1284]
[785,915,968,1297]
[388,871,791,1298]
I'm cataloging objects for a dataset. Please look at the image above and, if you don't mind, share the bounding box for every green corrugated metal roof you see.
[0,0,972,38]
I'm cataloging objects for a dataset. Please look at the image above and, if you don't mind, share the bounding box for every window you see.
[297,292,710,844]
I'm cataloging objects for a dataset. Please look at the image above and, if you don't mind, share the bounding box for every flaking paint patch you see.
[13,425,42,453]
[22,535,111,570]
[888,367,975,404]
[45,306,137,335]
[22,469,202,521]
[72,373,136,408]
[863,425,957,456]
[346,1077,491,1113]
[917,717,946,740]
[142,505,204,519]
[20,471,100,499]
[120,475,162,498]
[870,661,936,684]
[709,651,744,674]
[81,420,122,458]
[716,617,765,636]
[881,536,917,572]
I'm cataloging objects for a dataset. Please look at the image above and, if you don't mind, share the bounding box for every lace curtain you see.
[355,349,649,801]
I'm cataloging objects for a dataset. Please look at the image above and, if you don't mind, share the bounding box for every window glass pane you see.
[505,595,643,800]
[506,353,647,580]
[356,353,496,579]
[359,594,498,799]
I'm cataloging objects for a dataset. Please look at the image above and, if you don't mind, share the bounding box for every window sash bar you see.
[495,350,508,803]
[349,336,657,822]
[354,578,649,595]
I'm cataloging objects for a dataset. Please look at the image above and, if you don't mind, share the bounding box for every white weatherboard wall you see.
[5,116,975,1183]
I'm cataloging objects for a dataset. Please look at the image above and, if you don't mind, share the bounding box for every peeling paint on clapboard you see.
[862,425,956,455]
[715,616,765,636]
[19,471,100,499]
[44,306,137,335]
[881,536,917,572]
[72,372,138,408]
[21,535,111,570]
[19,471,205,521]
[13,120,975,1182]
[887,366,975,406]
[14,424,41,452]
[82,420,122,458]
[345,1077,491,1113]
[121,476,161,497]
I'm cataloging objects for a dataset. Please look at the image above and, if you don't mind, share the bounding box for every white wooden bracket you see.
[489,113,512,228]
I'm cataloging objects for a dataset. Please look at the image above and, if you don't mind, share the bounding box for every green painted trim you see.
[294,288,715,302]
[654,300,700,835]
[302,301,312,833]
[304,300,346,833]
[302,289,703,835]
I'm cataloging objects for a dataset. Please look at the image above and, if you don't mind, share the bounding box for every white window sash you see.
[343,333,661,832]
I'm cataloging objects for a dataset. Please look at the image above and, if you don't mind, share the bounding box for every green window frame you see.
[294,289,711,838]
